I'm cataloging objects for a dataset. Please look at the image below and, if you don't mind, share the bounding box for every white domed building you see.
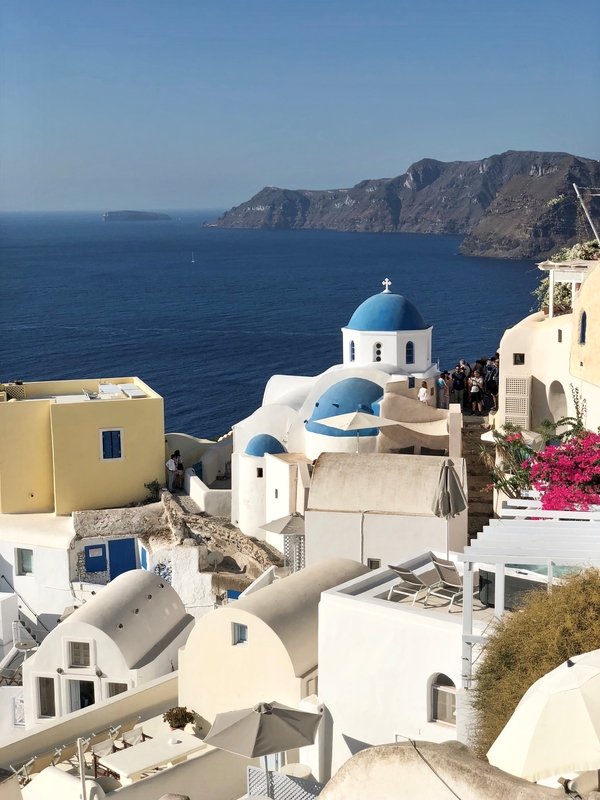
[231,281,442,538]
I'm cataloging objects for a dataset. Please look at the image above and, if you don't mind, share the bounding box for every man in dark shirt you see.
[451,366,466,409]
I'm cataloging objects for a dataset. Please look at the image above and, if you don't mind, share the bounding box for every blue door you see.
[108,538,137,579]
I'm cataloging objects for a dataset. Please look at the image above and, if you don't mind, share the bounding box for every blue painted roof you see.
[347,292,427,332]
[245,434,286,457]
[306,378,384,437]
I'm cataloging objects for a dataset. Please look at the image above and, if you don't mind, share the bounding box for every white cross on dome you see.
[382,278,392,293]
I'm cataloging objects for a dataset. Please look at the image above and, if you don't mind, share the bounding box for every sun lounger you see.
[425,554,476,612]
[387,565,438,604]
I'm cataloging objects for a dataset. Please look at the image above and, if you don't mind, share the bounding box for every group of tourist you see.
[434,356,500,415]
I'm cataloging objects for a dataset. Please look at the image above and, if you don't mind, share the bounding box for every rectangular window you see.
[513,353,525,366]
[100,429,122,460]
[69,641,91,668]
[16,548,33,576]
[38,677,56,718]
[274,489,279,499]
[107,682,128,698]
[68,679,95,712]
[232,623,248,646]
[256,468,263,478]
[408,377,415,389]
[432,686,456,725]
[367,558,381,570]
[558,329,562,343]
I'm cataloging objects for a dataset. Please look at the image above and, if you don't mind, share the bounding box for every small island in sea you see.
[103,210,171,221]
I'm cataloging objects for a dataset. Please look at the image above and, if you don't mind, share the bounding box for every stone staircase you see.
[462,415,495,541]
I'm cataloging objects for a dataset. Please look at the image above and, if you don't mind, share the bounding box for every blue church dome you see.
[347,291,427,332]
[306,378,384,437]
[245,434,286,457]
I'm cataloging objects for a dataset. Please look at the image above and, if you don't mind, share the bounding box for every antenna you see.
[207,551,224,571]
[573,183,600,242]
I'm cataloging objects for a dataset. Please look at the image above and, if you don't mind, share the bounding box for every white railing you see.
[12,691,25,727]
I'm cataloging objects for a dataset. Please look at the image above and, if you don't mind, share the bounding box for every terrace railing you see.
[247,765,324,800]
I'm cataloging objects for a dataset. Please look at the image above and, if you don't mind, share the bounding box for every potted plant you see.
[163,706,195,730]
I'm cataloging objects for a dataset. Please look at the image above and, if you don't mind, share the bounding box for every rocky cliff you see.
[209,151,600,259]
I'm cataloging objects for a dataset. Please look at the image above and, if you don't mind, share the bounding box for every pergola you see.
[536,259,597,318]
[458,519,600,688]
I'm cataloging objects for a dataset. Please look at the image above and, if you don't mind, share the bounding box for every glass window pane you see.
[69,641,90,667]
[233,623,248,645]
[38,677,55,717]
[107,682,128,698]
[18,549,33,575]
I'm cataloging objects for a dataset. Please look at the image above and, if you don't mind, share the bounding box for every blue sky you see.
[1,0,599,211]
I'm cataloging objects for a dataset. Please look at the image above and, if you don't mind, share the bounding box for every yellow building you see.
[0,377,164,515]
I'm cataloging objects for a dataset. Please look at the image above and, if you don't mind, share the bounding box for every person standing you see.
[166,454,177,492]
[451,366,466,409]
[173,449,184,490]
[470,370,484,415]
[418,381,430,405]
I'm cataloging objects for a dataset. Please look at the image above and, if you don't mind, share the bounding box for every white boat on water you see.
[191,252,195,263]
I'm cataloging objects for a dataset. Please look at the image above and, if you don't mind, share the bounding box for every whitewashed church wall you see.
[232,454,267,538]
[265,456,296,524]
[304,429,377,461]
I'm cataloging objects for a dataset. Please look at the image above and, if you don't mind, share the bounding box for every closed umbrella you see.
[316,410,399,452]
[487,650,600,782]
[431,458,468,559]
[204,701,322,797]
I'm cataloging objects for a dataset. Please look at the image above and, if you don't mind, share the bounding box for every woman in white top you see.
[418,381,429,405]
[469,370,484,415]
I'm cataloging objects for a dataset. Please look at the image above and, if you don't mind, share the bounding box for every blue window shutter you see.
[85,544,107,572]
[406,341,414,365]
[111,431,122,458]
[102,431,111,459]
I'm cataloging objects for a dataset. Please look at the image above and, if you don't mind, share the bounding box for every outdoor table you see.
[279,763,313,779]
[98,731,206,784]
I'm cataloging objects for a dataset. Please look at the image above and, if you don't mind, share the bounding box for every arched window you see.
[406,341,414,365]
[431,673,456,725]
[580,311,587,345]
[349,340,355,362]
[373,342,382,363]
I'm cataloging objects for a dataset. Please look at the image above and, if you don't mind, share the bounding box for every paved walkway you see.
[170,492,201,515]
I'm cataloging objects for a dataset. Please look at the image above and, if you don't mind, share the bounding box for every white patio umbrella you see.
[204,701,322,797]
[431,458,468,559]
[260,514,305,572]
[316,410,400,452]
[487,650,600,782]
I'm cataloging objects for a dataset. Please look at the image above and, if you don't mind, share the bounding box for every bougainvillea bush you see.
[528,432,600,510]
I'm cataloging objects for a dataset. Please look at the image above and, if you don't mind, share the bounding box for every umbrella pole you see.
[356,430,360,453]
[263,755,272,798]
[446,516,450,561]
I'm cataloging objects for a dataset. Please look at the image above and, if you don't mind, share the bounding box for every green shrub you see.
[143,479,162,503]
[471,569,600,759]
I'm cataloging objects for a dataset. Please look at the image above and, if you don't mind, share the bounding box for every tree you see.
[471,569,600,759]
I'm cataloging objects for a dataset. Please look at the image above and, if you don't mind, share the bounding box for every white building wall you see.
[496,312,599,432]
[231,453,267,538]
[304,510,466,568]
[265,456,295,522]
[318,589,463,779]
[22,624,130,728]
[0,543,71,641]
[185,471,231,517]
[304,430,377,461]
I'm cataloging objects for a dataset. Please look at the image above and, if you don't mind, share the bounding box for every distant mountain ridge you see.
[209,151,600,259]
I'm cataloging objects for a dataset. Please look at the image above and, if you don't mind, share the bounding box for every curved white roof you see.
[231,558,369,676]
[67,570,190,669]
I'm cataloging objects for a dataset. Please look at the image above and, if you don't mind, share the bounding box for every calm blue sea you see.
[0,211,540,438]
